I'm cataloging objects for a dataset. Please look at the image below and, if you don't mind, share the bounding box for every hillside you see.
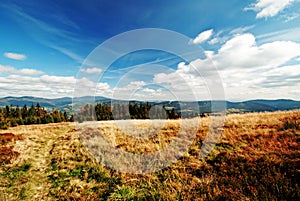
[0,110,299,200]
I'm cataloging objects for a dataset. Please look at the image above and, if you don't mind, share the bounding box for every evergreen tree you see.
[0,103,71,129]
[4,105,10,118]
[21,104,28,119]
[28,104,36,117]
[15,106,22,119]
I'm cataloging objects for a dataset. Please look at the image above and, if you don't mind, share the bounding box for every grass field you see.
[0,110,299,200]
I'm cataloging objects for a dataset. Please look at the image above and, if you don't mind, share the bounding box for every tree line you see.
[0,103,72,129]
[74,102,181,122]
[0,102,183,129]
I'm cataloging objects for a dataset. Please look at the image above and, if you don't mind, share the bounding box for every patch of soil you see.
[0,133,23,164]
[0,146,20,164]
[0,133,22,146]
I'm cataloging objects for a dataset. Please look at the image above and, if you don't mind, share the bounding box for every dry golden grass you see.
[0,110,299,200]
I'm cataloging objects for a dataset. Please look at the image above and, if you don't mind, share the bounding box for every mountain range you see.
[0,96,300,114]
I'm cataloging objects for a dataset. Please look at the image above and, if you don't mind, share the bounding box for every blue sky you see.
[0,0,300,100]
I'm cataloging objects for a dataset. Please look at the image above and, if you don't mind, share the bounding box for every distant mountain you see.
[0,96,60,108]
[0,96,111,106]
[0,96,110,114]
[225,99,300,112]
[0,96,299,114]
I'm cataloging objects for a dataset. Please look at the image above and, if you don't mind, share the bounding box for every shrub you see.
[279,120,300,131]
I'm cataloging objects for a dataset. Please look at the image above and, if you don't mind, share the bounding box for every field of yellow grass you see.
[0,110,299,200]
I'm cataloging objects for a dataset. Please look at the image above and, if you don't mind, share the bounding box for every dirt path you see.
[0,123,75,200]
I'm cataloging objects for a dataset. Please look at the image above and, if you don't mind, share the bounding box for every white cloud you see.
[208,30,228,45]
[245,0,295,19]
[128,88,169,101]
[191,29,214,44]
[0,64,44,75]
[110,81,146,99]
[208,26,255,45]
[153,62,212,100]
[40,75,76,84]
[3,52,27,60]
[0,73,111,98]
[0,65,15,73]
[18,68,44,75]
[204,51,215,59]
[220,64,300,100]
[152,32,300,101]
[107,81,188,101]
[0,63,111,98]
[80,67,102,74]
[208,38,221,45]
[125,81,147,89]
[195,33,300,76]
[215,33,300,70]
[0,75,73,98]
[142,88,156,93]
[263,64,300,78]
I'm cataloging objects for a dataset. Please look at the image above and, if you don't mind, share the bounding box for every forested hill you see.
[0,96,300,114]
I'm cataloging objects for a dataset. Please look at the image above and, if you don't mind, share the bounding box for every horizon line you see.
[0,95,299,103]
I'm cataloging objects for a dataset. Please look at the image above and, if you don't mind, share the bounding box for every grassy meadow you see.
[0,110,299,200]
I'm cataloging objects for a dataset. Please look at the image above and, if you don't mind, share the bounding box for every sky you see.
[0,0,300,101]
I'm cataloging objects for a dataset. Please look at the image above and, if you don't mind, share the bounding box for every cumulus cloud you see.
[0,73,111,98]
[0,75,74,97]
[17,68,44,75]
[3,52,27,60]
[0,63,112,98]
[154,61,221,100]
[260,64,300,86]
[40,75,76,84]
[142,88,156,93]
[0,64,44,75]
[0,65,15,73]
[153,32,300,100]
[111,81,178,101]
[245,0,295,19]
[191,29,214,44]
[110,81,147,99]
[129,88,169,101]
[220,64,300,100]
[79,67,102,74]
[215,33,300,69]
